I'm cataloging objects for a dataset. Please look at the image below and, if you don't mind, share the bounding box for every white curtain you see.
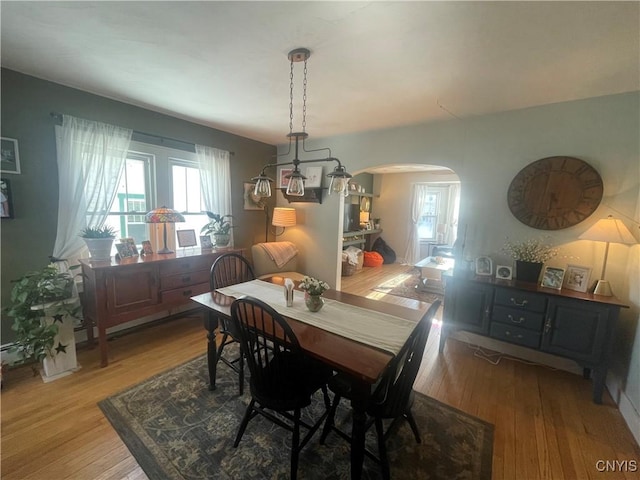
[53,115,132,262]
[195,144,233,244]
[404,184,431,264]
[446,183,460,246]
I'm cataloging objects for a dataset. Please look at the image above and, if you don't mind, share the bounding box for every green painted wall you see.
[0,68,276,342]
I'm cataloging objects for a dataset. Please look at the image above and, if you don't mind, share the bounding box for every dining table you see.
[191,277,429,479]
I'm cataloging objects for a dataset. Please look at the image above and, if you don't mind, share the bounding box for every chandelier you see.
[252,48,352,198]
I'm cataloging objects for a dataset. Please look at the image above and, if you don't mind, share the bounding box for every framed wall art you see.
[541,266,565,290]
[243,182,266,210]
[1,137,20,174]
[475,256,493,276]
[1,179,13,219]
[278,167,293,188]
[177,229,197,248]
[563,264,592,293]
[304,166,323,188]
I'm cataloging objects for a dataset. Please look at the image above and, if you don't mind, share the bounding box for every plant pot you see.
[83,237,114,262]
[304,293,324,312]
[213,234,230,247]
[515,261,543,284]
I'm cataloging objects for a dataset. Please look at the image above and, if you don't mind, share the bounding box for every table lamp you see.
[145,206,185,254]
[578,215,637,296]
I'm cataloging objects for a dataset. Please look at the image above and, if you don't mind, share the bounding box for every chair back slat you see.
[210,253,255,290]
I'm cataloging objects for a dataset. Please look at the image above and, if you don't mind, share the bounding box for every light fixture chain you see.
[289,57,294,135]
[302,57,308,133]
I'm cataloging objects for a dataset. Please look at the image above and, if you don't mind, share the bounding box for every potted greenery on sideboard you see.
[80,225,117,262]
[201,212,233,247]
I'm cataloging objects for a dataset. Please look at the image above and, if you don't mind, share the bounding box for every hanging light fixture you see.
[252,48,352,198]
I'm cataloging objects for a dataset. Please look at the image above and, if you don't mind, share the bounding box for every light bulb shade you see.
[272,207,297,227]
[286,176,305,196]
[252,175,273,198]
[145,207,185,223]
[579,216,637,245]
[360,211,370,223]
[327,164,352,196]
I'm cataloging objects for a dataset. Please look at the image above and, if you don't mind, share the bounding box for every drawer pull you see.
[504,330,524,340]
[182,289,193,296]
[507,314,525,324]
[510,297,528,307]
[182,275,191,283]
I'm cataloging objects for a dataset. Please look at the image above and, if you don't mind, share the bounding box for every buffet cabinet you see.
[80,248,242,367]
[440,274,628,403]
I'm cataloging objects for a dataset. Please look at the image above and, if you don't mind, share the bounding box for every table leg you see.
[205,313,220,391]
[350,380,370,479]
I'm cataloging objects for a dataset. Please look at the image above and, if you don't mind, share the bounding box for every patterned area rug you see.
[99,353,493,480]
[373,270,444,304]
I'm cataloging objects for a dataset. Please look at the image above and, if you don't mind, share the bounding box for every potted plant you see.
[298,276,330,312]
[503,237,558,283]
[201,212,233,247]
[80,225,116,262]
[5,265,81,376]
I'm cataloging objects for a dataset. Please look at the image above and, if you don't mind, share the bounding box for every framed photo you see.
[495,265,513,280]
[177,229,197,247]
[541,266,565,290]
[278,167,293,188]
[475,256,493,276]
[243,182,266,210]
[564,264,592,293]
[200,235,213,250]
[120,237,138,255]
[1,137,20,174]
[115,242,136,258]
[304,166,323,188]
[1,179,14,218]
[141,240,153,255]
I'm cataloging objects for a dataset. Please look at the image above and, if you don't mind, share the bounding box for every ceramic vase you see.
[304,293,324,312]
[515,261,543,284]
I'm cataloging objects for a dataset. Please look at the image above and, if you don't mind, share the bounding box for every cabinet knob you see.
[182,289,192,296]
[510,297,528,307]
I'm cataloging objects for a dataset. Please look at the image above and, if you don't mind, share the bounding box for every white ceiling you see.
[1,1,638,147]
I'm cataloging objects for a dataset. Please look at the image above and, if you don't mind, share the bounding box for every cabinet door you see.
[105,265,159,316]
[541,298,611,364]
[445,280,493,335]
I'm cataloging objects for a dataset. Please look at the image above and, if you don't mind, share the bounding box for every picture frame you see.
[115,242,136,258]
[141,240,153,255]
[120,237,138,255]
[243,182,266,210]
[541,266,565,290]
[1,137,21,174]
[495,265,513,280]
[563,264,592,293]
[278,167,293,188]
[200,235,213,250]
[176,229,197,248]
[475,256,493,276]
[1,179,14,218]
[304,166,323,188]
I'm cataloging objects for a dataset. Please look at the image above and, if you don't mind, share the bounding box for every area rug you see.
[99,353,493,480]
[373,270,444,303]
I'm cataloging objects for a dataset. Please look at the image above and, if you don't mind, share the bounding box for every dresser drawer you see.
[489,322,541,349]
[160,269,210,291]
[159,256,215,276]
[161,282,211,305]
[494,287,547,312]
[491,305,544,332]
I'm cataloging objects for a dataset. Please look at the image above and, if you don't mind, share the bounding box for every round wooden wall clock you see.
[507,156,603,230]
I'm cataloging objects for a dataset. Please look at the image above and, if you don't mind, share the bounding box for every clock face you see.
[507,156,603,230]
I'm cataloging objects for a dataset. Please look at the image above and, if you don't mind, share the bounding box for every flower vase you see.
[304,293,324,312]
[515,261,543,284]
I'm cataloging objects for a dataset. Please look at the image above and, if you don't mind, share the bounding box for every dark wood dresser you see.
[441,273,629,403]
[80,248,243,366]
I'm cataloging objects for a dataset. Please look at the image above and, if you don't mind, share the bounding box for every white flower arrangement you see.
[298,276,330,296]
[503,237,559,263]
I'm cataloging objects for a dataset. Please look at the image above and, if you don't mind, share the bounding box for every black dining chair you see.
[207,253,255,394]
[319,300,442,480]
[231,296,333,480]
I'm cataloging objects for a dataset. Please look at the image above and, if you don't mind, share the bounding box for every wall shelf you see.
[281,187,325,203]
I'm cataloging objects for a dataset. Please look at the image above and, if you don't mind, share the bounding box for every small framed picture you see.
[1,179,14,218]
[495,265,513,280]
[304,166,323,188]
[177,229,197,247]
[541,266,565,290]
[475,256,493,276]
[115,243,136,258]
[278,167,293,188]
[243,182,266,210]
[200,235,213,250]
[141,240,153,255]
[120,237,138,255]
[1,137,21,174]
[564,264,592,293]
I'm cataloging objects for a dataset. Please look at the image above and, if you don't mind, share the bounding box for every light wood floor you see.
[2,264,639,479]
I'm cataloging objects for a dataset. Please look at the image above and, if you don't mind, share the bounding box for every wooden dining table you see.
[191,277,428,479]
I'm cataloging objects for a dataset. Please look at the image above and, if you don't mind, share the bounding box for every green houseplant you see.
[201,212,233,247]
[80,225,117,262]
[5,265,80,371]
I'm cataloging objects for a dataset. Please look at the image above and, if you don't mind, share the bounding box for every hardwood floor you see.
[2,264,638,479]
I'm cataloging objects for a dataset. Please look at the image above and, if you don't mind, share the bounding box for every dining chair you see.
[319,300,442,480]
[208,253,255,394]
[231,296,333,480]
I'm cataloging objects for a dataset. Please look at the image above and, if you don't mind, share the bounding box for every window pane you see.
[172,163,204,214]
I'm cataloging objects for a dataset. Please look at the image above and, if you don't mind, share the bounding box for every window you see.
[170,158,208,238]
[417,192,440,240]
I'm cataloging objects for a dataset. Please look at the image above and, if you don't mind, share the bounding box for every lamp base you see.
[593,280,613,296]
[157,247,174,254]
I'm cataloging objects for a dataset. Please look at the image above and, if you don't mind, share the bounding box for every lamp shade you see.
[145,206,185,224]
[272,208,296,227]
[578,216,636,245]
[359,211,370,223]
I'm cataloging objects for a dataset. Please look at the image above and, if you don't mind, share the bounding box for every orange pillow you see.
[363,251,384,267]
